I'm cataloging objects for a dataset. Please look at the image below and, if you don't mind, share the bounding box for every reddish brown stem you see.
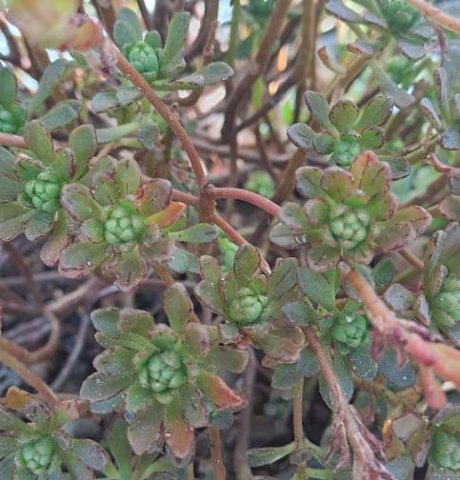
[114,47,207,188]
[0,348,58,405]
[209,426,226,480]
[210,187,281,217]
[209,213,247,246]
[406,0,460,35]
[0,132,27,148]
[172,189,199,206]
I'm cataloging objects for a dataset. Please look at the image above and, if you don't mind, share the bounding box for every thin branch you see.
[399,248,424,271]
[0,348,58,405]
[113,46,207,188]
[210,187,281,217]
[0,132,27,148]
[172,189,199,206]
[209,213,247,246]
[209,426,226,480]
[406,0,460,35]
[221,0,293,138]
[303,326,392,479]
[51,311,91,391]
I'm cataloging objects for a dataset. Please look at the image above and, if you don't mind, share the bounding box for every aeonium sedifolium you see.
[326,0,431,60]
[59,158,185,291]
[288,92,394,168]
[0,389,109,479]
[0,121,102,266]
[328,301,369,354]
[196,244,297,328]
[195,245,305,364]
[270,151,432,272]
[80,283,246,461]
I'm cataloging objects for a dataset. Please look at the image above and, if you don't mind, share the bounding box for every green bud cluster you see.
[229,287,269,326]
[104,204,145,244]
[431,431,460,471]
[248,0,275,18]
[138,348,187,396]
[431,275,460,327]
[18,436,55,475]
[0,105,22,134]
[331,137,361,167]
[331,312,367,352]
[127,41,160,77]
[380,0,421,32]
[329,208,370,250]
[24,168,61,213]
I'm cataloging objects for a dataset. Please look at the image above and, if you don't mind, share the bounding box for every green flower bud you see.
[431,274,460,327]
[329,208,370,250]
[18,436,55,475]
[127,41,160,79]
[228,287,269,326]
[380,0,421,32]
[103,203,145,245]
[138,348,187,400]
[24,168,61,213]
[331,312,367,352]
[0,104,24,134]
[331,137,361,167]
[431,431,460,471]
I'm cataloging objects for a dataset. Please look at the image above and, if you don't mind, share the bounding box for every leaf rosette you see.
[80,283,247,461]
[288,92,394,169]
[0,121,102,266]
[59,157,184,291]
[270,151,432,272]
[195,244,305,364]
[0,390,108,479]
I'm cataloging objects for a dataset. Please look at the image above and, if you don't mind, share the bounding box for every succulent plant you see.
[270,151,432,271]
[288,92,403,171]
[331,308,368,354]
[0,389,108,479]
[228,287,269,326]
[420,46,460,152]
[0,121,101,266]
[59,158,185,291]
[125,40,162,82]
[80,283,247,461]
[326,0,432,59]
[195,244,305,364]
[430,431,460,471]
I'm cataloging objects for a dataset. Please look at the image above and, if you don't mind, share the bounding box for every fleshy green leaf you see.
[59,242,107,278]
[128,404,163,455]
[304,91,337,134]
[168,223,218,244]
[39,100,80,131]
[247,443,295,467]
[357,94,393,130]
[164,283,192,333]
[234,244,260,287]
[69,124,97,177]
[114,8,142,47]
[115,158,141,196]
[80,373,132,402]
[319,353,353,408]
[298,266,337,311]
[163,12,191,65]
[0,68,17,108]
[61,184,102,222]
[23,120,55,164]
[287,123,315,150]
[329,99,359,132]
